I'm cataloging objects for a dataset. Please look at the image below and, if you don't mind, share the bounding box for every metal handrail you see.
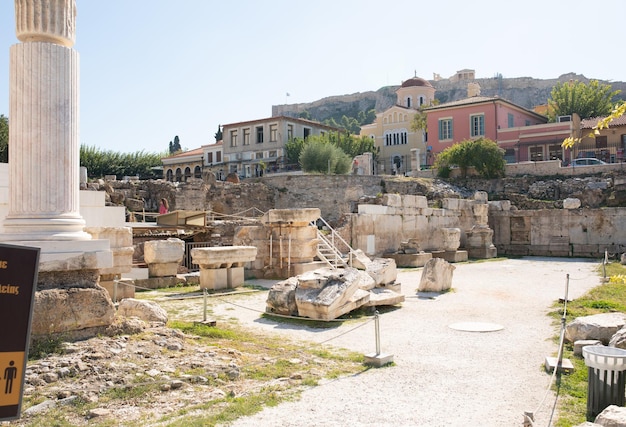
[312,217,355,268]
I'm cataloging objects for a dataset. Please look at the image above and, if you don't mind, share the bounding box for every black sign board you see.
[0,243,40,421]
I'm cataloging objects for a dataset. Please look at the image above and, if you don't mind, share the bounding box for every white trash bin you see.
[583,345,626,420]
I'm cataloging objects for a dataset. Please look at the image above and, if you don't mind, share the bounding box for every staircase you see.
[313,217,355,269]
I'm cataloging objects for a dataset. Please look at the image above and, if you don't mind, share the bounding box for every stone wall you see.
[414,161,626,179]
[489,203,626,258]
[261,175,383,223]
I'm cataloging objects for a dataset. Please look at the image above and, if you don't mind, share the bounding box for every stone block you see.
[100,279,135,301]
[384,252,432,268]
[192,246,257,268]
[573,340,602,356]
[144,238,185,264]
[467,246,497,259]
[365,288,405,307]
[85,226,133,248]
[402,194,428,208]
[418,258,455,292]
[366,257,397,286]
[297,288,370,321]
[117,298,168,324]
[442,198,460,210]
[199,268,229,290]
[473,191,488,202]
[227,266,245,288]
[133,276,179,290]
[295,268,368,320]
[488,200,511,211]
[563,198,581,209]
[266,277,299,316]
[382,193,402,207]
[440,228,461,251]
[272,225,317,240]
[262,208,320,226]
[291,261,327,276]
[358,204,389,215]
[148,262,179,278]
[432,250,468,263]
[32,286,115,336]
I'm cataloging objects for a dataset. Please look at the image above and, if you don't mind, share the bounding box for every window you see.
[269,150,277,158]
[525,120,531,126]
[548,145,562,160]
[287,124,294,140]
[504,148,516,163]
[230,130,238,147]
[243,128,250,145]
[406,97,411,108]
[530,146,543,162]
[207,152,213,164]
[270,124,278,142]
[384,130,408,146]
[507,113,514,128]
[256,152,264,159]
[216,151,221,163]
[596,135,608,148]
[303,128,311,139]
[438,119,453,140]
[194,166,201,178]
[470,114,485,137]
[256,126,264,143]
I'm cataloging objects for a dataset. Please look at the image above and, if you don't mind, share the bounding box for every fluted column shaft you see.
[3,0,89,240]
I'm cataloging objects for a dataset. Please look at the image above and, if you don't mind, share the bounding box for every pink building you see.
[424,96,548,164]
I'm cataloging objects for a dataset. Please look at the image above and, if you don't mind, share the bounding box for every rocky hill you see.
[272,73,626,124]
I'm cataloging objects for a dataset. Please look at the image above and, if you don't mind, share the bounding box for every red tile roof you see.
[581,115,626,129]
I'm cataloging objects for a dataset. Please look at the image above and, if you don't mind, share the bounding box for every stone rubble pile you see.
[266,254,403,320]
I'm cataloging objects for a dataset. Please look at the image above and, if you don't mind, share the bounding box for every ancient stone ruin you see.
[266,257,403,321]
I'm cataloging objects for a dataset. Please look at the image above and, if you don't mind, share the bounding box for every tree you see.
[168,135,182,154]
[434,138,505,179]
[214,125,222,142]
[548,80,620,122]
[410,101,439,133]
[299,139,352,174]
[285,137,306,166]
[80,145,166,179]
[0,114,8,163]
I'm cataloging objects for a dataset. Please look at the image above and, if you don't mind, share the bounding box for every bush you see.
[434,138,505,179]
[299,140,352,174]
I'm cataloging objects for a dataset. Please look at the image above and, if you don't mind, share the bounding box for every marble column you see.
[3,0,90,241]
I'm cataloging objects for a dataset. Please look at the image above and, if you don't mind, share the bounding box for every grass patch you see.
[28,335,66,360]
[160,390,286,426]
[551,261,626,426]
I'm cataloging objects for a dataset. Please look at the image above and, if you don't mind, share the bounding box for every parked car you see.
[570,158,607,166]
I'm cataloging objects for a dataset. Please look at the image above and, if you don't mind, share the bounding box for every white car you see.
[570,158,607,166]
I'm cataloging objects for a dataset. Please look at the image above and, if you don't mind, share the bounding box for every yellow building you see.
[360,76,435,174]
[575,115,626,163]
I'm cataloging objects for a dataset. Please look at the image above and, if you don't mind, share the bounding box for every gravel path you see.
[212,257,601,427]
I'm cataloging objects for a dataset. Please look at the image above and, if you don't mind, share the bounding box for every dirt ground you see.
[7,256,602,427]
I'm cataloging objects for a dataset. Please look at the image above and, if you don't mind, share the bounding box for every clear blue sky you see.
[0,0,624,154]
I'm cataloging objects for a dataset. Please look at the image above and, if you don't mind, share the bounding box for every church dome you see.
[401,77,433,88]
